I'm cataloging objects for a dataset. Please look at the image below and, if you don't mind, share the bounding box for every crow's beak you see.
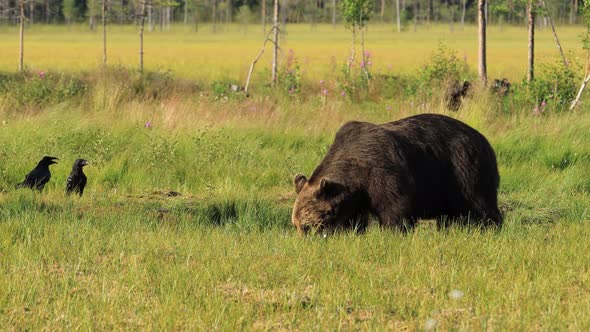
[82,160,90,166]
[50,157,59,164]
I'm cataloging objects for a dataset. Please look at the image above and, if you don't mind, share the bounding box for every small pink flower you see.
[340,91,346,97]
[321,88,328,96]
[364,51,371,58]
[360,61,365,69]
[367,61,372,66]
[386,105,392,111]
[319,80,325,85]
[38,71,45,78]
[387,64,393,70]
[541,101,547,107]
[250,106,257,111]
[144,121,152,128]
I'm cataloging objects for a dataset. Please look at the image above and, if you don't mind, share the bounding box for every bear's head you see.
[292,173,363,235]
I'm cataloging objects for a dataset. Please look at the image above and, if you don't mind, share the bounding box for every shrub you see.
[525,59,580,111]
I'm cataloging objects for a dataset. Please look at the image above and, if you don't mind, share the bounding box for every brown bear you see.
[292,113,502,234]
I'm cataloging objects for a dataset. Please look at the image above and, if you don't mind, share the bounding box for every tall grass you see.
[0,24,589,329]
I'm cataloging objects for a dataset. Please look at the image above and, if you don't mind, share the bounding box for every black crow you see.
[66,159,89,197]
[16,156,59,191]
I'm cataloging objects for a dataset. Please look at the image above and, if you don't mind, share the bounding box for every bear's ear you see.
[294,174,307,194]
[318,177,345,197]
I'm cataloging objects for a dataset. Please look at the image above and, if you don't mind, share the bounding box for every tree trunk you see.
[29,0,33,25]
[45,0,50,23]
[461,0,466,30]
[102,0,107,65]
[454,1,455,32]
[396,0,401,32]
[380,0,385,21]
[413,0,418,31]
[226,0,232,23]
[527,0,534,82]
[184,0,188,24]
[262,0,266,32]
[271,0,279,85]
[139,0,147,73]
[332,0,336,27]
[211,0,216,33]
[19,0,24,72]
[539,0,568,68]
[90,16,95,31]
[148,3,153,32]
[478,0,487,84]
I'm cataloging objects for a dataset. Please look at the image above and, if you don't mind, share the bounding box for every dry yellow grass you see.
[0,23,585,81]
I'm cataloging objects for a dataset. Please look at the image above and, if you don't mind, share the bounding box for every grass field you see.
[0,24,590,329]
[0,23,587,81]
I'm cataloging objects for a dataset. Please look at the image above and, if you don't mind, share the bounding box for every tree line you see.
[0,0,584,30]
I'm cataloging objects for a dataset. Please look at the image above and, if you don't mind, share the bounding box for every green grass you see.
[0,24,589,329]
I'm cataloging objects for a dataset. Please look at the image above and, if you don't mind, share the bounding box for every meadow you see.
[0,23,589,329]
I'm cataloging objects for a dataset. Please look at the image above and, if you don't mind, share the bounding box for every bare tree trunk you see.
[148,2,153,32]
[574,0,578,24]
[332,0,336,27]
[396,0,401,32]
[413,0,418,31]
[159,6,164,30]
[102,0,107,65]
[539,0,568,68]
[45,0,49,23]
[211,0,216,33]
[245,29,275,95]
[527,0,534,82]
[380,0,385,21]
[449,1,454,32]
[29,0,33,25]
[226,0,232,23]
[184,0,188,24]
[19,0,24,72]
[262,0,266,32]
[139,0,147,73]
[167,6,171,30]
[461,0,466,30]
[271,0,278,85]
[478,0,487,84]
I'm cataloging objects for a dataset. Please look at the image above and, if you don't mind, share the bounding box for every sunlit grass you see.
[0,23,589,329]
[0,23,586,81]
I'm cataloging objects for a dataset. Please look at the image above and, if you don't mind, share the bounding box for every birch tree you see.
[478,0,487,84]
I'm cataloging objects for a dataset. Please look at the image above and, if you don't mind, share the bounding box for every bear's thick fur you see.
[292,114,502,234]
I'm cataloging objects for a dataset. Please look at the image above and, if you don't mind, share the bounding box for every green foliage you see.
[281,49,301,95]
[0,72,87,108]
[340,0,373,29]
[525,59,579,110]
[419,44,466,85]
[582,0,590,51]
[210,78,242,100]
[62,0,78,23]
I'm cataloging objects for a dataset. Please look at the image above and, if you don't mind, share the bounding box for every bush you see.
[0,72,87,107]
[419,44,469,88]
[525,59,580,111]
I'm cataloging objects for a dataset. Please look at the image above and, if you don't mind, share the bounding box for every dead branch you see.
[244,28,276,96]
[570,74,590,111]
[539,0,568,69]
